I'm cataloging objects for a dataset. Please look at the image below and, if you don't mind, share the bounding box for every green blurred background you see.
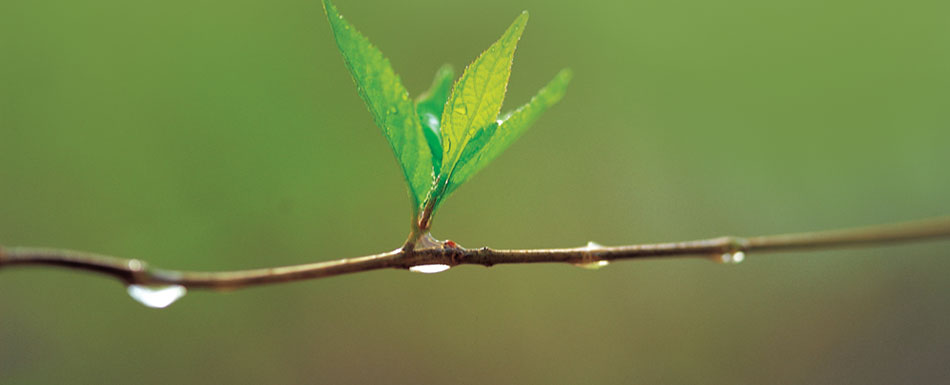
[2,0,949,383]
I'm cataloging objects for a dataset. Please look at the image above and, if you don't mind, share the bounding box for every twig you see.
[2,217,949,291]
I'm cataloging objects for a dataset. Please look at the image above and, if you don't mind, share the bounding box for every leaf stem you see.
[2,216,949,290]
[416,175,447,232]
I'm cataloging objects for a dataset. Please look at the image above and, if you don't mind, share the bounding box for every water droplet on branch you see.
[573,260,610,270]
[409,264,451,274]
[573,241,609,269]
[127,285,187,308]
[712,251,745,264]
[585,241,604,249]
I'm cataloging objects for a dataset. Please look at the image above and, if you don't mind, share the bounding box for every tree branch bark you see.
[2,216,949,291]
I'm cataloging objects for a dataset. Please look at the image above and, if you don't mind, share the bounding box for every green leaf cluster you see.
[323,0,571,229]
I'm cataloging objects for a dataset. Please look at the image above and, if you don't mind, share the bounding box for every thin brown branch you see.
[2,216,949,291]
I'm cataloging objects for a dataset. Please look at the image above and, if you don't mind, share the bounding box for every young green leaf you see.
[323,0,434,212]
[415,64,455,172]
[439,12,529,186]
[444,69,572,196]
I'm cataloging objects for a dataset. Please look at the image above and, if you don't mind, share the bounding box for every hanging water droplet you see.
[712,251,745,264]
[732,251,745,263]
[387,106,398,115]
[573,260,610,270]
[573,241,608,269]
[409,264,451,274]
[127,284,187,308]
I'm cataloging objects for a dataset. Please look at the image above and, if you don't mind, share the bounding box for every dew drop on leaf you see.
[409,264,451,274]
[127,284,187,308]
[425,114,440,133]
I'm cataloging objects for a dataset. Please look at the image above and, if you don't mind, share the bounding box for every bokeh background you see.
[2,0,949,383]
